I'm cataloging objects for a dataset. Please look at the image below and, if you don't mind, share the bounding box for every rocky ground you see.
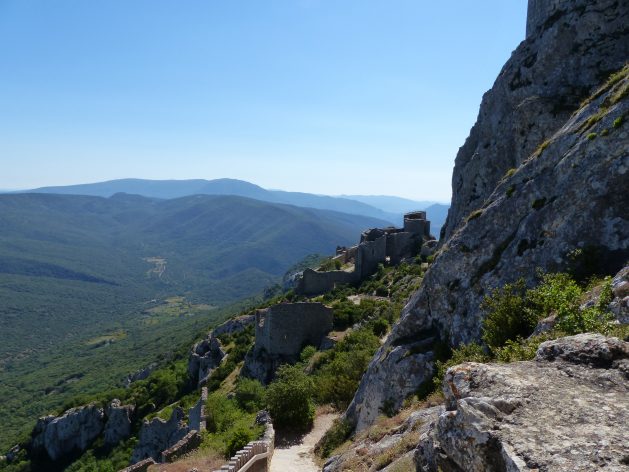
[327,333,629,472]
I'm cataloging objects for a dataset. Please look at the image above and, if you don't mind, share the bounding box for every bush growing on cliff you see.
[266,364,315,431]
[481,279,537,351]
[313,329,380,408]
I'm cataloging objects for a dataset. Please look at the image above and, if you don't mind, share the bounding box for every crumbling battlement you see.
[254,303,333,357]
[297,211,432,295]
[242,303,333,383]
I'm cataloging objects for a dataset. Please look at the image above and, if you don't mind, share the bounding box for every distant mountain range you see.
[18,178,450,234]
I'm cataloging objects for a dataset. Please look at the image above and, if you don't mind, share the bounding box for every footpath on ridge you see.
[269,413,338,472]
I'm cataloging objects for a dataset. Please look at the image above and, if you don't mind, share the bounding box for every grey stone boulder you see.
[415,334,629,471]
[31,404,105,461]
[130,407,189,463]
[103,399,134,446]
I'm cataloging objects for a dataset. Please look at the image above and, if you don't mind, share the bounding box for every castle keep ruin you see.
[296,211,432,295]
[241,302,333,383]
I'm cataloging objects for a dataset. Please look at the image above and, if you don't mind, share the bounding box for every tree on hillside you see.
[266,364,315,431]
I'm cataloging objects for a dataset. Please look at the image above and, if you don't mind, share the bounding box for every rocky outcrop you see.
[130,407,189,463]
[345,0,629,430]
[103,399,134,446]
[442,0,629,241]
[31,404,105,461]
[415,334,629,471]
[188,314,254,386]
[188,335,226,387]
[345,331,437,431]
[610,264,629,324]
[124,363,157,388]
[323,406,442,472]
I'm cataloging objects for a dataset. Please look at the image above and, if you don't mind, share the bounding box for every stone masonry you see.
[241,303,333,383]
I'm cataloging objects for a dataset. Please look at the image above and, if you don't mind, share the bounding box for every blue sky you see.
[0,1,527,201]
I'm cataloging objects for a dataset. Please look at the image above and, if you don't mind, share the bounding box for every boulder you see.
[415,334,629,471]
[31,404,105,461]
[103,399,134,446]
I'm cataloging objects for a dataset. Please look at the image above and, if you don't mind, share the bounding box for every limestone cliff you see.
[346,0,629,431]
[442,0,628,240]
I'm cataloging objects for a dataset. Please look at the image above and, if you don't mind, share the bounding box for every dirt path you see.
[270,413,338,472]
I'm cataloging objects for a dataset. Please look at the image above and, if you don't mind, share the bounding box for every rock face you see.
[415,334,629,471]
[130,407,189,463]
[31,404,105,461]
[610,264,629,324]
[188,335,226,387]
[188,314,254,386]
[441,0,629,241]
[103,399,134,447]
[345,0,629,431]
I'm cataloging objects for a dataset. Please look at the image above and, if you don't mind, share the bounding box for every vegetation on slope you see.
[0,255,425,471]
[0,192,387,450]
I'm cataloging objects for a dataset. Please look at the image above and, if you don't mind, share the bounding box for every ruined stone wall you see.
[355,235,387,279]
[296,268,357,296]
[255,303,333,357]
[386,232,418,265]
[188,387,207,433]
[161,430,202,463]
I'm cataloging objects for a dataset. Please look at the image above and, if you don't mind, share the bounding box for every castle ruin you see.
[296,211,432,296]
[241,302,333,383]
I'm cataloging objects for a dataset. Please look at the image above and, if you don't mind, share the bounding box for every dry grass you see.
[147,447,224,472]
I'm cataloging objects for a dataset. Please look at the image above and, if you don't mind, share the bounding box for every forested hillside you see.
[0,192,387,449]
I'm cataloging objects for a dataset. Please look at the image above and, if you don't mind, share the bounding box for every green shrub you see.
[613,116,623,128]
[587,132,598,140]
[481,279,538,351]
[235,378,266,413]
[206,393,243,433]
[434,342,488,391]
[226,427,255,457]
[371,318,389,337]
[493,335,548,362]
[313,329,380,409]
[300,345,317,363]
[266,365,315,431]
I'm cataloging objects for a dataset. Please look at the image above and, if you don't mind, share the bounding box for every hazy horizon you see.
[1,1,527,201]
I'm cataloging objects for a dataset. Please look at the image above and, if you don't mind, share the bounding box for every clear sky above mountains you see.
[0,1,527,201]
